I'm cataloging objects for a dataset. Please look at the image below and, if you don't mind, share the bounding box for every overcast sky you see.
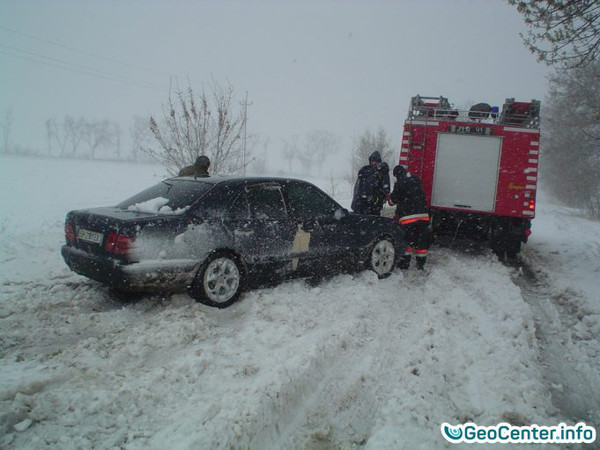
[1,0,550,170]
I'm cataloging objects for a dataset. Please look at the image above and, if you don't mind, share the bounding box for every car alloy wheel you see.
[370,238,395,279]
[190,253,243,308]
[204,257,240,303]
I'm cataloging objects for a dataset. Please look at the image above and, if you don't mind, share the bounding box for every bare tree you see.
[508,0,600,67]
[347,128,393,186]
[113,122,122,160]
[45,116,121,160]
[46,117,71,157]
[65,116,86,157]
[247,134,270,174]
[299,129,338,175]
[281,136,300,173]
[543,60,600,217]
[45,119,54,157]
[146,80,248,175]
[82,119,113,159]
[0,108,14,153]
[130,115,153,162]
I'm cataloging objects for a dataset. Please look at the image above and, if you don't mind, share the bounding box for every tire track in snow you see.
[514,248,600,424]
[247,275,422,449]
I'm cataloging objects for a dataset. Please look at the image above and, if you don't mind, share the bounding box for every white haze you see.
[1,0,551,172]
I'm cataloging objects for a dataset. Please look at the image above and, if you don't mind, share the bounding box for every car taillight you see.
[104,233,134,255]
[528,199,535,210]
[65,223,76,243]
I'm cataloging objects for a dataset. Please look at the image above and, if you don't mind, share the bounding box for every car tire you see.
[189,252,244,308]
[369,237,396,279]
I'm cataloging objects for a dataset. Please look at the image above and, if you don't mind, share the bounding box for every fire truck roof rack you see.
[408,95,459,120]
[497,98,540,128]
[408,95,541,128]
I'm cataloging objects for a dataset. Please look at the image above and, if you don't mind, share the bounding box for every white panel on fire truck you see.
[409,120,439,126]
[503,127,540,134]
[432,133,502,212]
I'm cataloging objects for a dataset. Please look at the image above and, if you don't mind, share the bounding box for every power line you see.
[0,24,174,79]
[0,24,207,91]
[0,45,169,92]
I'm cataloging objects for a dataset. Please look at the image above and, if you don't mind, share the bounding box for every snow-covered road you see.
[1,155,598,449]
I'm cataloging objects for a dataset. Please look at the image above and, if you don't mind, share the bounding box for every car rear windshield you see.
[117,180,213,211]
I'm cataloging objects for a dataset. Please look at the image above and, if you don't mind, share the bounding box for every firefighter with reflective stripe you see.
[388,165,430,270]
[351,151,390,216]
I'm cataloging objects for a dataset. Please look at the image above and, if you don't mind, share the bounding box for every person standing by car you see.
[388,165,430,270]
[178,155,211,177]
[351,151,390,215]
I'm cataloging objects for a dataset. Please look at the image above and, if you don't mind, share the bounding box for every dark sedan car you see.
[62,176,404,307]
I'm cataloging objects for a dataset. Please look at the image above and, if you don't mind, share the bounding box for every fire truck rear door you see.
[431,133,502,212]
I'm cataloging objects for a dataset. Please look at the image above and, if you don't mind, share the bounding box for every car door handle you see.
[300,218,317,231]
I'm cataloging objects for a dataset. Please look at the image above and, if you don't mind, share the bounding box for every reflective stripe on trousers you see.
[405,247,428,256]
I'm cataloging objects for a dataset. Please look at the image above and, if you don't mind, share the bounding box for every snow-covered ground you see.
[0,154,598,449]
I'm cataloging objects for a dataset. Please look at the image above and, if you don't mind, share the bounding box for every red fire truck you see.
[399,95,541,258]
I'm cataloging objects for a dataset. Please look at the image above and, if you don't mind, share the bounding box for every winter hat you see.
[393,165,407,178]
[368,151,382,164]
[194,155,210,169]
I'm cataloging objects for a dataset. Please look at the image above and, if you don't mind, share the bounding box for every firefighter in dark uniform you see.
[178,155,211,177]
[351,151,390,216]
[388,165,431,270]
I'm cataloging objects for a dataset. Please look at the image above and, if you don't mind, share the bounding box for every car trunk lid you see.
[65,207,183,261]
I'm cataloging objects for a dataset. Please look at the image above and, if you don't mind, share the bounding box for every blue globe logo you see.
[442,423,463,442]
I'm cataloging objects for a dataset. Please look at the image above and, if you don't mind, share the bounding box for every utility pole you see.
[242,92,252,176]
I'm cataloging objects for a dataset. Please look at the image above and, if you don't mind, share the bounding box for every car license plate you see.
[77,228,104,245]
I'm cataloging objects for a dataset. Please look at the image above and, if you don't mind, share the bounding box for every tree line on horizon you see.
[0,79,395,188]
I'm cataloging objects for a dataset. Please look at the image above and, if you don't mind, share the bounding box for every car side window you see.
[246,185,287,220]
[285,183,337,218]
[227,192,250,220]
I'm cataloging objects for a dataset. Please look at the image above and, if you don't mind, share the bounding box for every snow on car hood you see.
[127,197,189,215]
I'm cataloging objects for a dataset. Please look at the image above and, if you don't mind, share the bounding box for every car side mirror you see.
[334,208,349,221]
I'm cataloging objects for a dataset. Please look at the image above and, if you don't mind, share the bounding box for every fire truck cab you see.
[399,95,541,258]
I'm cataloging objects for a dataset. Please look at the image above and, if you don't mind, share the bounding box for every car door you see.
[283,181,355,275]
[225,183,297,281]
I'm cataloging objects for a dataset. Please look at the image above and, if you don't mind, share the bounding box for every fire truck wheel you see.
[505,237,521,260]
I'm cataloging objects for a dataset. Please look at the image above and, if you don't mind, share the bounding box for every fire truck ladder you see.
[405,96,453,176]
[405,117,426,176]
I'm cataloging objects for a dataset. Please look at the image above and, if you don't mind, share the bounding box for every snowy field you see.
[1,154,599,449]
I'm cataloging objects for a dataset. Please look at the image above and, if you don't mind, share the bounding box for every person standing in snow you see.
[178,155,211,177]
[351,151,390,216]
[388,165,430,270]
